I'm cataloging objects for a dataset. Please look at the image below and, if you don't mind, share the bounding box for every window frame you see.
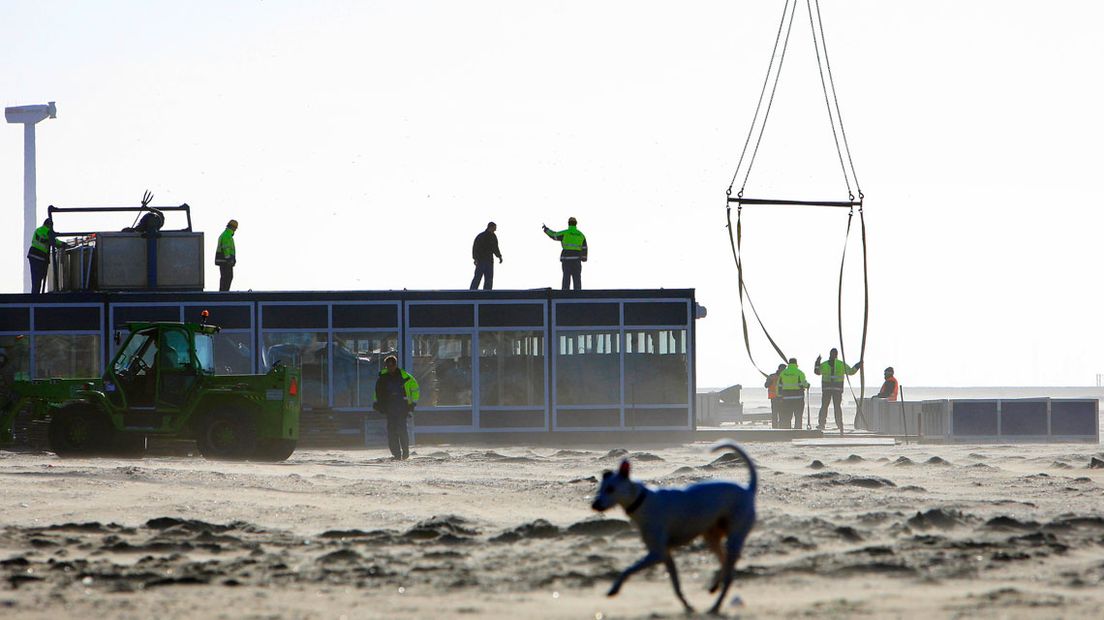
[552,298,693,431]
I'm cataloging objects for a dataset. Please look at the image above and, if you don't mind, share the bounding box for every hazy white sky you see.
[3,1,1102,388]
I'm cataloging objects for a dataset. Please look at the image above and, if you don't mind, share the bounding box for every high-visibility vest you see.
[766,373,780,399]
[818,358,854,384]
[28,225,55,257]
[375,368,420,404]
[216,228,235,264]
[558,227,585,252]
[546,226,587,259]
[778,364,808,397]
[883,376,899,401]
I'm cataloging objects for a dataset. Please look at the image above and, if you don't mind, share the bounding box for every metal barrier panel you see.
[861,398,924,435]
[951,400,999,436]
[999,399,1048,436]
[1050,399,1099,440]
[939,398,1099,444]
[920,400,950,438]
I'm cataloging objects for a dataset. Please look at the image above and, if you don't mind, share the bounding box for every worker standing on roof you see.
[26,218,66,295]
[814,348,861,434]
[542,217,587,291]
[373,355,420,461]
[215,219,238,292]
[764,363,786,429]
[777,358,809,429]
[470,222,503,290]
[874,367,898,401]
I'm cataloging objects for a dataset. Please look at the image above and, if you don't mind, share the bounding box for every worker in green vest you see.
[814,348,862,433]
[214,219,238,291]
[26,218,67,295]
[542,217,588,290]
[373,355,420,460]
[777,357,810,429]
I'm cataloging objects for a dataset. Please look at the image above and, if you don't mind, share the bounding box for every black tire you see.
[108,431,147,458]
[253,438,297,462]
[48,404,111,457]
[196,407,258,461]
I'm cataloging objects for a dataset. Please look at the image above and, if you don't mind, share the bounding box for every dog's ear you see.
[601,470,612,480]
[618,459,631,478]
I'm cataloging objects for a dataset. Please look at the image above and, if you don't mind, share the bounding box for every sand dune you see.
[1,442,1103,618]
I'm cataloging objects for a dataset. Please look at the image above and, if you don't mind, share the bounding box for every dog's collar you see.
[625,487,649,515]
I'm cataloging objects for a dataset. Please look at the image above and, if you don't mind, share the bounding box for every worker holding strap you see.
[814,348,861,433]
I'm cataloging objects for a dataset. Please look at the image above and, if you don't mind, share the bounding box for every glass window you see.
[263,332,329,408]
[333,332,399,408]
[211,332,252,375]
[113,330,153,375]
[0,335,32,403]
[34,334,101,379]
[480,331,544,406]
[194,333,216,374]
[624,329,688,405]
[411,334,472,407]
[556,330,620,405]
[160,329,191,371]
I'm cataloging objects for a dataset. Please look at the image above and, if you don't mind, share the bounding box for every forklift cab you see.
[109,324,216,410]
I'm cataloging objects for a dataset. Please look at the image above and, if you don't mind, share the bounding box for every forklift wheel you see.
[48,405,110,457]
[197,409,257,461]
[253,439,297,462]
[108,431,147,458]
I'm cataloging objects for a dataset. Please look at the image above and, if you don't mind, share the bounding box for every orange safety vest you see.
[884,376,899,401]
[766,373,780,400]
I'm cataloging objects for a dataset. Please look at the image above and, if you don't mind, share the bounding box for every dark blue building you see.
[0,289,699,445]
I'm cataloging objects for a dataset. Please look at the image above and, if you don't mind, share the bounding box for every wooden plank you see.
[791,437,897,447]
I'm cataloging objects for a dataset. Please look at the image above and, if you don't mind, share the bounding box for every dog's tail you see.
[710,440,758,494]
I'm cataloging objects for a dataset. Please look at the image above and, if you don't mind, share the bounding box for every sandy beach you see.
[1,440,1103,619]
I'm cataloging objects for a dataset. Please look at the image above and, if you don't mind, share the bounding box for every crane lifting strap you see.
[722,0,871,424]
[726,203,787,378]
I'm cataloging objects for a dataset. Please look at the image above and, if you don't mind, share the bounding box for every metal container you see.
[96,231,204,290]
[64,245,95,290]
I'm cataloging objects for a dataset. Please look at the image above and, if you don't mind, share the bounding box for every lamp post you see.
[5,101,57,294]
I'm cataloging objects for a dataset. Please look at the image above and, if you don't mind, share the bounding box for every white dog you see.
[591,440,758,614]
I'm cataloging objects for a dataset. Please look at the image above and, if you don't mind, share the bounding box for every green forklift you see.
[0,316,300,461]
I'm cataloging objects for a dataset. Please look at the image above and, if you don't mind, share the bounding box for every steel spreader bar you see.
[729,197,861,208]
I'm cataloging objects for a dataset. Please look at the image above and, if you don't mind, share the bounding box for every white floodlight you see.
[6,101,57,293]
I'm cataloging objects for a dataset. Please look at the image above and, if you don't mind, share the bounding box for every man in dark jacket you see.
[373,355,420,460]
[470,222,502,290]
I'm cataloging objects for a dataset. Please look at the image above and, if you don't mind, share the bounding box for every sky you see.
[2,1,1103,388]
